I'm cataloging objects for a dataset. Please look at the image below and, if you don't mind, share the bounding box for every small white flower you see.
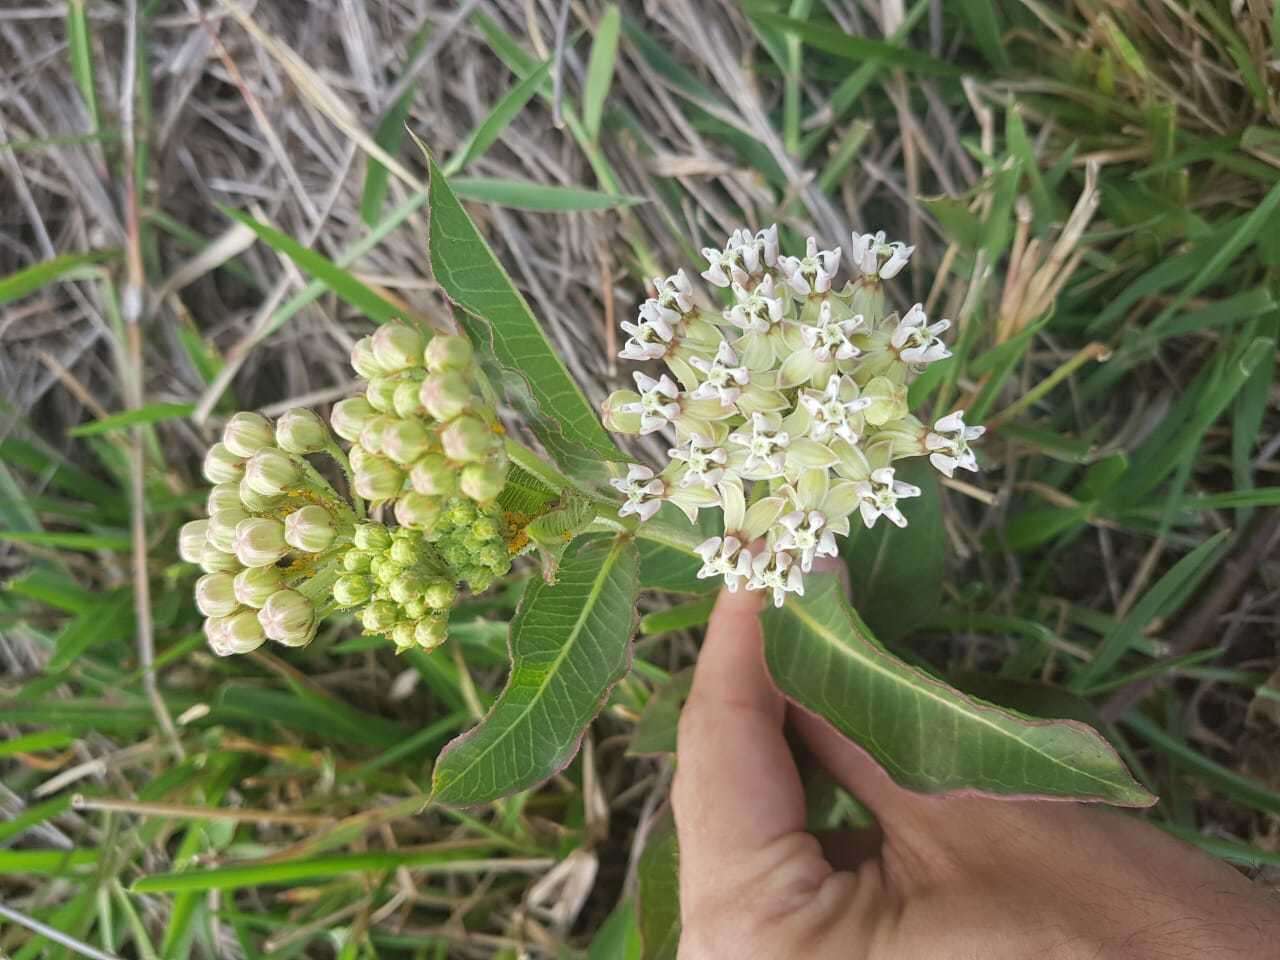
[891,304,951,367]
[777,237,841,296]
[653,269,694,313]
[618,371,682,434]
[748,547,805,607]
[694,535,753,591]
[668,434,729,488]
[689,342,750,407]
[729,412,790,477]
[925,410,985,477]
[619,299,677,361]
[611,464,666,521]
[853,467,922,528]
[726,274,785,334]
[800,301,864,362]
[701,227,777,288]
[775,510,839,572]
[850,230,914,279]
[800,374,872,444]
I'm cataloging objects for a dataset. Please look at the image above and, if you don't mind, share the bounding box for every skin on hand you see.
[671,578,1280,960]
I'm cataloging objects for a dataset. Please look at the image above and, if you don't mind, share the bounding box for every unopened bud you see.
[232,517,288,568]
[389,571,428,606]
[354,457,404,501]
[602,390,643,434]
[460,461,507,503]
[445,498,477,527]
[239,477,282,513]
[366,377,400,414]
[284,505,336,554]
[348,444,369,473]
[424,333,473,373]
[382,418,432,465]
[361,600,399,633]
[414,617,448,650]
[861,376,908,427]
[389,530,423,566]
[233,566,283,609]
[394,492,442,531]
[331,397,378,442]
[222,412,275,458]
[370,555,401,586]
[206,482,242,516]
[472,517,500,540]
[343,549,373,573]
[195,572,240,618]
[203,442,244,484]
[178,520,210,564]
[393,380,426,419]
[209,609,266,655]
[244,448,301,498]
[276,408,329,454]
[391,622,417,650]
[409,454,457,497]
[441,543,470,569]
[207,507,250,553]
[420,371,472,421]
[440,416,495,463]
[423,579,457,610]
[372,323,426,373]
[258,589,315,646]
[476,543,510,572]
[402,598,427,620]
[353,522,392,551]
[462,567,496,592]
[200,543,242,574]
[333,573,373,606]
[358,414,395,455]
[350,336,385,380]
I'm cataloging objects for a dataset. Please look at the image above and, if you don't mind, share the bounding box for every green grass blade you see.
[359,20,432,225]
[583,5,621,142]
[66,0,100,130]
[67,402,194,437]
[443,61,553,177]
[0,252,114,305]
[449,177,644,211]
[751,13,964,76]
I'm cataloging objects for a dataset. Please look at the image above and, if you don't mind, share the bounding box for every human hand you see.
[672,576,1280,959]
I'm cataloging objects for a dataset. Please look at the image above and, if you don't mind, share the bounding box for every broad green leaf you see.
[635,808,680,960]
[763,575,1154,804]
[639,596,715,636]
[0,251,113,305]
[635,504,719,595]
[524,494,597,581]
[842,458,943,643]
[627,668,692,756]
[431,536,640,805]
[450,177,644,211]
[589,898,644,960]
[68,402,194,437]
[444,61,553,176]
[423,147,626,480]
[583,5,621,142]
[222,208,405,325]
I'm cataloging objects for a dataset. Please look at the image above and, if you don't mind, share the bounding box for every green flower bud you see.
[402,598,427,620]
[343,548,373,573]
[195,572,240,618]
[472,517,500,540]
[382,418,432,465]
[462,567,495,592]
[393,380,426,419]
[445,498,476,527]
[207,482,243,516]
[389,571,428,606]
[348,443,369,473]
[258,589,316,646]
[389,531,423,566]
[331,397,378,442]
[178,520,210,564]
[424,333,474,373]
[440,416,495,463]
[370,555,401,585]
[391,621,418,650]
[238,477,282,513]
[353,456,404,501]
[477,543,510,572]
[441,543,470,569]
[361,600,399,633]
[233,566,282,609]
[232,517,288,568]
[350,336,385,380]
[423,579,457,610]
[414,617,448,650]
[222,412,275,458]
[372,323,426,373]
[420,371,472,422]
[333,573,373,606]
[244,448,301,498]
[207,507,250,553]
[409,454,457,497]
[206,609,267,655]
[200,543,242,574]
[460,461,507,504]
[283,505,336,554]
[602,390,643,434]
[203,442,244,484]
[353,522,392,551]
[276,408,329,454]
[203,616,232,656]
[366,376,400,414]
[357,414,393,455]
[861,376,908,427]
[394,492,442,531]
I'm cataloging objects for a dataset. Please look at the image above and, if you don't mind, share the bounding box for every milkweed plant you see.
[180,165,1152,810]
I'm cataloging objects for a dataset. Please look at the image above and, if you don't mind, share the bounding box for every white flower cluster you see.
[604,226,983,606]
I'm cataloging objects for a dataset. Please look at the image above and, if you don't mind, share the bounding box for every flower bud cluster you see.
[606,226,984,606]
[181,410,347,654]
[332,324,508,509]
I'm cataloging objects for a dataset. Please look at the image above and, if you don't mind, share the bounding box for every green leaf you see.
[751,13,962,75]
[47,588,133,673]
[524,493,597,582]
[583,5,622,142]
[635,808,680,960]
[636,505,720,595]
[422,146,626,480]
[0,530,130,551]
[444,61,553,176]
[359,21,432,225]
[0,251,113,305]
[431,536,640,805]
[763,575,1155,805]
[66,0,100,130]
[222,208,404,325]
[639,596,715,636]
[842,458,943,643]
[67,402,194,437]
[450,177,644,211]
[589,898,644,960]
[627,668,692,756]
